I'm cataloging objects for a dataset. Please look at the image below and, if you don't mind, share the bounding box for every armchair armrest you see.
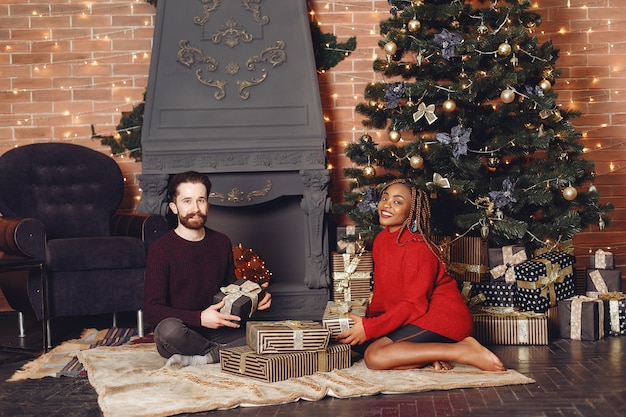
[111,213,169,249]
[0,217,46,259]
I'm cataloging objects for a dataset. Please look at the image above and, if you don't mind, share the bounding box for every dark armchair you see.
[0,143,168,347]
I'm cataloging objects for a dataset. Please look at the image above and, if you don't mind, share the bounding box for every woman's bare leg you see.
[363,336,505,372]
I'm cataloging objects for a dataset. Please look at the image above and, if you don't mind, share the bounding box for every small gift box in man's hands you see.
[213,279,266,323]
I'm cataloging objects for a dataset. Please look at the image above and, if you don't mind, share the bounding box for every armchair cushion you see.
[46,237,146,272]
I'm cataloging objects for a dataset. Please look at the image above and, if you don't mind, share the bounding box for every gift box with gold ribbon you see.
[246,320,331,354]
[558,296,609,340]
[513,251,575,313]
[213,279,266,324]
[599,292,626,336]
[331,252,373,302]
[220,343,351,383]
[488,245,527,284]
[585,268,622,298]
[322,300,367,338]
[463,280,517,308]
[472,306,558,345]
[432,236,489,283]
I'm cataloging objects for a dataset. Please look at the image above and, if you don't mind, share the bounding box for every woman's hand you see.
[336,315,367,346]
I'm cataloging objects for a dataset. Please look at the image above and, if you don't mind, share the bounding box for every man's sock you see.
[164,346,221,367]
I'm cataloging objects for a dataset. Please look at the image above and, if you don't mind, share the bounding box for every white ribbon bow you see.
[490,246,528,284]
[413,102,438,125]
[427,173,450,189]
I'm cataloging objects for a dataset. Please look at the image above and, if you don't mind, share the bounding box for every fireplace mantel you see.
[138,0,330,320]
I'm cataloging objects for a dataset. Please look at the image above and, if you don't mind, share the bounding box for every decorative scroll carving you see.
[246,41,286,70]
[177,40,218,69]
[247,180,272,201]
[193,0,221,25]
[209,180,273,204]
[196,70,227,100]
[212,18,253,48]
[242,0,269,25]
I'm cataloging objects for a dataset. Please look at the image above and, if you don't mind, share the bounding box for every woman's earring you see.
[410,219,418,233]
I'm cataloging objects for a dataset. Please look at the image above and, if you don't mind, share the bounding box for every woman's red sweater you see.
[362,228,473,342]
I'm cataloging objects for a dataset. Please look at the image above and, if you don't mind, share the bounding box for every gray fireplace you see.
[137,0,330,320]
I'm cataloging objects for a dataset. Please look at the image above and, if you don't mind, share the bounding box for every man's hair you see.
[167,171,212,202]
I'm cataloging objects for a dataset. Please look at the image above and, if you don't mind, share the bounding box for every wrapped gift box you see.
[331,252,373,302]
[468,281,517,308]
[585,268,622,298]
[220,343,351,383]
[488,245,527,283]
[246,320,330,354]
[432,236,489,283]
[336,225,366,254]
[589,249,615,270]
[558,296,609,340]
[213,279,266,322]
[321,300,367,338]
[472,307,558,345]
[513,251,576,313]
[599,293,626,336]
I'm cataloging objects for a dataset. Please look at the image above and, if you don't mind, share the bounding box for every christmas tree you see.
[334,0,613,251]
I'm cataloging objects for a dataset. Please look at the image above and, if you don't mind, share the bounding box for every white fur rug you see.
[77,343,535,417]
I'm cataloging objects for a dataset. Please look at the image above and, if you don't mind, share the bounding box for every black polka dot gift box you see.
[469,281,517,308]
[513,251,576,313]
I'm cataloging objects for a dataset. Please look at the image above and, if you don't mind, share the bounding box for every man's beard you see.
[178,212,207,230]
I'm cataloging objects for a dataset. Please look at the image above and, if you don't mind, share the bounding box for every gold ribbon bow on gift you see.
[516,259,572,307]
[413,102,438,125]
[219,280,263,318]
[490,246,528,284]
[335,253,370,302]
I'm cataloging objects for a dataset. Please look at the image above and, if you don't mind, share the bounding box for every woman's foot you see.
[457,337,506,372]
[432,360,453,371]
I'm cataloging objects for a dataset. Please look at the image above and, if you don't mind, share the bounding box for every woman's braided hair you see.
[380,179,442,261]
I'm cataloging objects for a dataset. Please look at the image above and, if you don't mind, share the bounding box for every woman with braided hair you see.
[336,179,505,372]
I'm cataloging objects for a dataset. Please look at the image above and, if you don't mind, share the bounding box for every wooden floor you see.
[0,311,625,417]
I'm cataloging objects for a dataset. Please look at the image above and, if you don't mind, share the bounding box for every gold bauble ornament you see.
[363,165,376,178]
[486,155,500,171]
[539,79,552,91]
[588,183,597,193]
[388,130,401,143]
[480,223,490,239]
[476,24,489,35]
[442,98,457,112]
[562,185,578,201]
[360,133,373,143]
[409,155,424,169]
[497,42,512,56]
[407,19,421,33]
[384,41,398,55]
[450,20,460,30]
[500,88,515,103]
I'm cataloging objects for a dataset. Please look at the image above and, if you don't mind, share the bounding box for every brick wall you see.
[0,0,625,277]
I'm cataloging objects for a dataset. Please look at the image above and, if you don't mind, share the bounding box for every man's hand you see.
[336,315,367,346]
[257,291,272,311]
[200,301,241,329]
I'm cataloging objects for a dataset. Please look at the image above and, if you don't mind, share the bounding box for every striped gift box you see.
[322,300,367,338]
[331,252,373,302]
[246,320,331,354]
[432,236,489,283]
[472,306,558,345]
[219,343,351,383]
